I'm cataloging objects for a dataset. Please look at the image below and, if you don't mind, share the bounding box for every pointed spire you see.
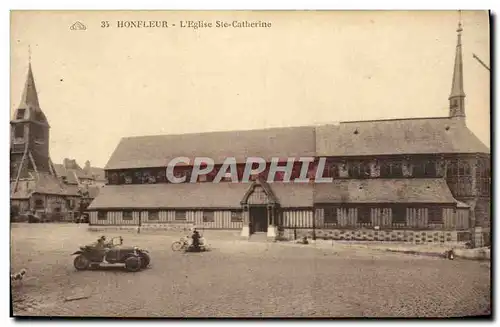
[19,61,40,109]
[449,12,466,118]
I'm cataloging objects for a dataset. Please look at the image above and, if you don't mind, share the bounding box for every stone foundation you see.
[283,228,465,244]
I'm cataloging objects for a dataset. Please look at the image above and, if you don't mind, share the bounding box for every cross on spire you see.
[448,10,466,119]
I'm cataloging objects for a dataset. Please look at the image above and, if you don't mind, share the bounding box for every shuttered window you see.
[123,210,133,220]
[428,207,443,224]
[175,210,187,221]
[203,211,215,222]
[323,207,338,225]
[148,210,159,220]
[231,211,243,222]
[97,211,107,220]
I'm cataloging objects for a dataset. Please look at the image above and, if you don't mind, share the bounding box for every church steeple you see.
[449,17,466,119]
[19,62,40,109]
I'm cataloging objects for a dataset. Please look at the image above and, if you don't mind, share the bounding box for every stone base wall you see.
[282,228,465,244]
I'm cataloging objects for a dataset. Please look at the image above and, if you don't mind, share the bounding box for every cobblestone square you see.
[11,224,491,317]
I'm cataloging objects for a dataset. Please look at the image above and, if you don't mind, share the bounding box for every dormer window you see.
[16,109,25,120]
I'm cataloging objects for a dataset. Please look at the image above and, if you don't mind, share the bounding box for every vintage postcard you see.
[10,10,490,318]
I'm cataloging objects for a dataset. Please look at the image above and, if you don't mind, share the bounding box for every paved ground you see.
[11,224,491,318]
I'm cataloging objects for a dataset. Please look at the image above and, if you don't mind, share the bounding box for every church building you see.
[88,22,490,246]
[10,62,104,221]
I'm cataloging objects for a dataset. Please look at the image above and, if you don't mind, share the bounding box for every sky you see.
[10,10,490,168]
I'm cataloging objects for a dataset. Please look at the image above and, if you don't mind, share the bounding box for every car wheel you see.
[125,256,142,272]
[74,255,91,270]
[139,253,151,268]
[171,241,184,252]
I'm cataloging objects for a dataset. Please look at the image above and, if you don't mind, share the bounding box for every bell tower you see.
[10,58,57,189]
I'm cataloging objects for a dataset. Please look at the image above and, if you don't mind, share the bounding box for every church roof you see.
[315,117,489,157]
[12,63,50,126]
[105,126,317,170]
[104,116,488,170]
[19,63,40,109]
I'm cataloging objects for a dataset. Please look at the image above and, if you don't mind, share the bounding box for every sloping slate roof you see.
[53,164,67,177]
[88,183,250,209]
[105,126,317,169]
[270,183,314,207]
[53,164,79,184]
[316,117,489,156]
[314,178,457,204]
[10,181,33,199]
[88,182,315,209]
[104,117,488,170]
[64,184,81,196]
[33,173,68,195]
[11,173,70,198]
[90,167,106,181]
[86,185,102,199]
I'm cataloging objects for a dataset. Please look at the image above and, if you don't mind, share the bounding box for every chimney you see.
[63,158,70,168]
[84,160,91,172]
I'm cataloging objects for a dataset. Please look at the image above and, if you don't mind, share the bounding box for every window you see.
[231,211,243,222]
[16,109,25,120]
[392,206,406,225]
[447,160,457,177]
[323,207,338,225]
[458,161,471,176]
[413,159,437,177]
[380,161,403,178]
[97,211,107,220]
[148,210,159,220]
[123,210,133,220]
[66,199,75,209]
[357,207,371,225]
[428,207,443,224]
[175,210,187,221]
[34,199,44,209]
[323,162,339,178]
[424,160,437,177]
[203,211,215,222]
[14,125,24,139]
[120,172,133,184]
[349,161,371,179]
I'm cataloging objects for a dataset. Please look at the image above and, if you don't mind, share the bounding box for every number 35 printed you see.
[101,21,110,28]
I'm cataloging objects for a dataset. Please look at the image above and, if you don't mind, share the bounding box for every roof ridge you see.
[338,116,452,124]
[121,124,315,140]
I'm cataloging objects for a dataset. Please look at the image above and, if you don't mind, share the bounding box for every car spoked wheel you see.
[171,241,184,252]
[74,255,91,271]
[125,256,142,272]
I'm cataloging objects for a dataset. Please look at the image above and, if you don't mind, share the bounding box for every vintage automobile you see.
[72,236,151,272]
